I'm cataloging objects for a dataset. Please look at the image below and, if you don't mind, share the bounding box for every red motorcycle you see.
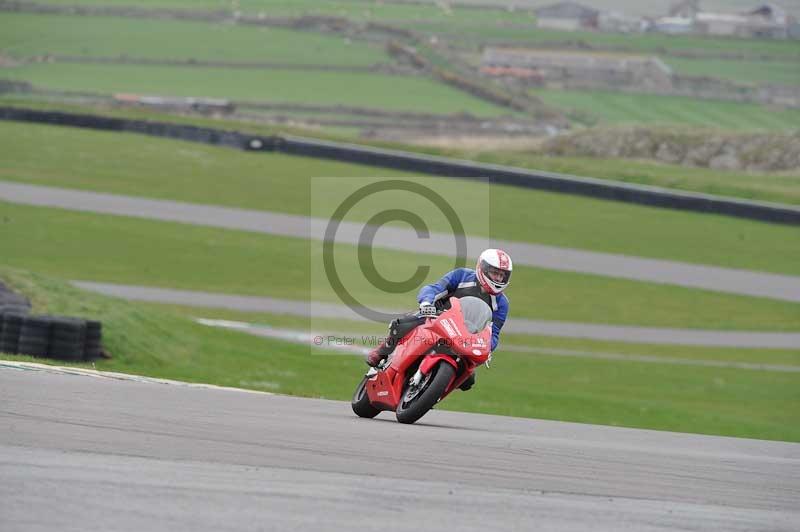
[351,296,493,424]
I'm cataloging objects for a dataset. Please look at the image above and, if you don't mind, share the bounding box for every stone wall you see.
[543,127,800,172]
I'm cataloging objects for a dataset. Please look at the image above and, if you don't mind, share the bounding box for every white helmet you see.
[476,248,512,295]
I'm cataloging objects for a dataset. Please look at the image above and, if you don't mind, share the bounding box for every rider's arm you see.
[490,295,509,352]
[417,268,468,305]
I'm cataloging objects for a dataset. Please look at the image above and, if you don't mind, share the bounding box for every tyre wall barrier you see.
[2,106,799,225]
[0,312,104,361]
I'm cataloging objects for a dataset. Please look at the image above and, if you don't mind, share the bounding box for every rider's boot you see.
[365,340,394,367]
[458,373,476,391]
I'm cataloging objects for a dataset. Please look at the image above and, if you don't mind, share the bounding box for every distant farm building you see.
[533,2,600,31]
[481,48,673,90]
[656,1,795,38]
[598,11,647,33]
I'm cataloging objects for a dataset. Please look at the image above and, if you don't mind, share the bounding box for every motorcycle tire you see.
[396,361,455,425]
[351,375,380,418]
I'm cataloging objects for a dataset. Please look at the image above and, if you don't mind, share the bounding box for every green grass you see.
[239,0,525,26]
[444,350,800,442]
[534,88,800,131]
[139,302,800,368]
[0,13,389,66]
[2,201,799,331]
[30,0,527,27]
[2,267,798,442]
[1,62,510,116]
[2,121,800,276]
[665,57,800,86]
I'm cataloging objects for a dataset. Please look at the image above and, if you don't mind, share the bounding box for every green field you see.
[3,200,800,331]
[2,267,799,442]
[2,121,799,276]
[27,0,800,67]
[1,62,509,115]
[665,56,800,86]
[534,88,800,130]
[0,13,389,66]
[25,0,526,27]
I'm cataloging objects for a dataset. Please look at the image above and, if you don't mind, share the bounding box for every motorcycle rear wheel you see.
[351,375,380,418]
[396,362,455,424]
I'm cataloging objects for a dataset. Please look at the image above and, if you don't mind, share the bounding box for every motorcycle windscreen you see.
[458,296,493,334]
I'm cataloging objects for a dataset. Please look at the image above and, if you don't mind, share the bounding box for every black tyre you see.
[17,338,48,357]
[396,362,455,425]
[84,343,103,360]
[20,316,51,337]
[50,317,85,329]
[51,332,84,344]
[0,313,24,354]
[2,313,25,327]
[85,328,102,349]
[351,376,380,418]
[0,295,29,307]
[0,334,19,354]
[50,320,86,342]
[48,340,84,361]
[18,316,52,358]
[4,305,30,314]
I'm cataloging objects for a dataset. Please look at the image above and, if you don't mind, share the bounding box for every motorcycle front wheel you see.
[396,361,455,424]
[351,375,380,418]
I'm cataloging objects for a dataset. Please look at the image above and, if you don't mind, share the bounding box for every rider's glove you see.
[418,301,437,317]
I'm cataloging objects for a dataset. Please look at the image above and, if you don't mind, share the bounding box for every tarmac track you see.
[1,365,799,532]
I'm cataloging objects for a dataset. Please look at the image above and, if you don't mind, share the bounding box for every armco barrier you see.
[2,106,799,225]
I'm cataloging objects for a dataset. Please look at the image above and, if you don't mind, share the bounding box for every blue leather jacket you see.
[417,268,509,352]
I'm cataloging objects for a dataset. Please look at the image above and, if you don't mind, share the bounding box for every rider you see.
[366,248,512,390]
